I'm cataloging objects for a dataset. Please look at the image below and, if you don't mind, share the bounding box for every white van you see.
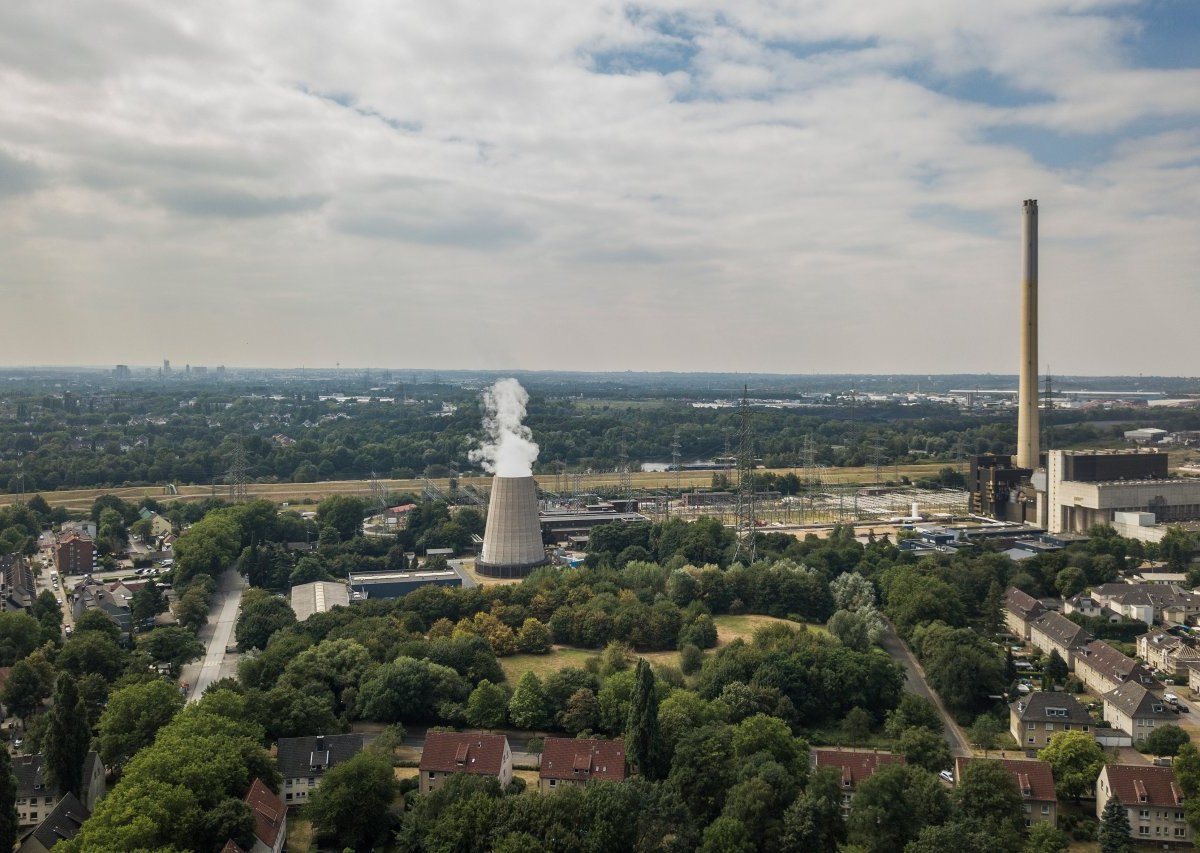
[1164,692,1179,704]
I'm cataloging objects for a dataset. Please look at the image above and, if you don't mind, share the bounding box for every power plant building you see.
[348,569,463,599]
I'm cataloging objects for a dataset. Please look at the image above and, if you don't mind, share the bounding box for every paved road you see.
[880,617,972,756]
[449,559,479,589]
[182,569,246,702]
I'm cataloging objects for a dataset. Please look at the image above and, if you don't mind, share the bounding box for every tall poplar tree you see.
[625,658,666,780]
[43,674,91,797]
[0,746,18,853]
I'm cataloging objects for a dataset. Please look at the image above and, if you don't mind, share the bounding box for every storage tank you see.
[477,475,548,579]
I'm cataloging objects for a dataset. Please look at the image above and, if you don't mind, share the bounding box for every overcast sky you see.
[1,1,1197,375]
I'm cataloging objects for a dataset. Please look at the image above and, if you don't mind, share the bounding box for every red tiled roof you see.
[955,757,1056,803]
[812,749,904,787]
[540,737,628,782]
[419,731,509,777]
[244,778,285,849]
[220,842,246,853]
[1103,764,1185,808]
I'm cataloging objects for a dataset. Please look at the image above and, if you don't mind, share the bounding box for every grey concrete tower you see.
[1016,199,1040,470]
[477,475,548,578]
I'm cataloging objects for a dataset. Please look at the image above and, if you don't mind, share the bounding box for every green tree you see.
[884,693,943,738]
[1144,723,1190,757]
[559,688,599,734]
[0,612,42,665]
[899,726,952,774]
[968,715,1003,750]
[0,746,17,853]
[780,766,845,852]
[316,495,367,543]
[626,659,667,780]
[1098,795,1132,853]
[956,759,1024,844]
[130,580,166,623]
[465,679,508,729]
[289,556,329,586]
[844,706,872,742]
[1175,742,1200,834]
[699,816,755,853]
[96,680,185,768]
[847,764,951,853]
[1045,650,1068,687]
[304,750,398,849]
[43,675,91,797]
[1038,730,1105,801]
[1023,821,1069,853]
[235,588,297,652]
[507,671,550,730]
[2,657,53,719]
[138,626,204,674]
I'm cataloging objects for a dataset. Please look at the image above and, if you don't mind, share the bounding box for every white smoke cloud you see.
[469,378,540,477]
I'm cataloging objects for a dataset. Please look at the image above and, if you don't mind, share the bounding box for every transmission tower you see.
[370,471,389,513]
[733,388,757,565]
[870,435,886,484]
[226,443,249,502]
[618,443,632,499]
[671,427,682,494]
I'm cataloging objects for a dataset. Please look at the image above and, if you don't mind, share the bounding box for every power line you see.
[733,387,757,565]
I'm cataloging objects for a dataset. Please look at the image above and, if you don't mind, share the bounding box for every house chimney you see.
[1016,199,1040,470]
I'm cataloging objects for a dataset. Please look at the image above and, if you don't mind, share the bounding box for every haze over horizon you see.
[2,1,1198,375]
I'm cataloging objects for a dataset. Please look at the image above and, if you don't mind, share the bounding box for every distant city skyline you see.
[1,1,1198,374]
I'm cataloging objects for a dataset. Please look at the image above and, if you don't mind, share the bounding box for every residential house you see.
[1009,692,1093,750]
[243,778,286,853]
[955,757,1057,828]
[1005,587,1046,640]
[53,533,96,576]
[811,749,906,816]
[1073,640,1162,696]
[1096,764,1190,845]
[58,521,96,540]
[1028,611,1091,668]
[138,509,174,539]
[419,731,513,794]
[14,752,105,829]
[1103,681,1178,743]
[70,578,132,636]
[16,793,89,853]
[0,554,36,612]
[1138,629,1200,678]
[276,734,364,808]
[1091,583,1200,626]
[538,737,628,792]
[1063,593,1119,621]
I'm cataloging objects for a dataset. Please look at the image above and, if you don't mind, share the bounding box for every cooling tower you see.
[1016,199,1040,470]
[477,475,548,579]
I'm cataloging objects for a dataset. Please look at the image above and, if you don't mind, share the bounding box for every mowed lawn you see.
[500,614,822,683]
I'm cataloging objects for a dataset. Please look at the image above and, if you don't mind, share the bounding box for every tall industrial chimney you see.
[1016,199,1039,470]
[477,475,548,579]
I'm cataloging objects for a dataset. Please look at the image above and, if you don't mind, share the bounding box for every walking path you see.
[179,568,246,703]
[879,616,972,756]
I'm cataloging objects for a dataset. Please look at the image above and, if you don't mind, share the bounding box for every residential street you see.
[879,617,972,756]
[180,568,246,702]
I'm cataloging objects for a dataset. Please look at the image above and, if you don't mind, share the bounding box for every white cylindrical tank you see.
[478,475,548,578]
[911,502,920,520]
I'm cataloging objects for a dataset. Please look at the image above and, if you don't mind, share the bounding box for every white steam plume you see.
[469,378,540,477]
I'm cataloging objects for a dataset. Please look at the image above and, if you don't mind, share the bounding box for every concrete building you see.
[419,731,512,793]
[289,581,348,621]
[811,749,905,817]
[478,475,548,579]
[538,737,628,792]
[1028,611,1091,668]
[1073,639,1161,696]
[0,554,36,612]
[347,569,461,600]
[1102,681,1177,743]
[1096,765,1190,846]
[14,752,105,829]
[17,793,89,853]
[1062,593,1118,621]
[276,734,364,808]
[70,578,132,636]
[1009,692,1093,751]
[1045,449,1200,534]
[955,756,1057,829]
[1091,583,1200,626]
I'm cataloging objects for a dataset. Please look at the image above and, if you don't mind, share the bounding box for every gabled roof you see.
[955,757,1056,803]
[1102,764,1185,808]
[244,778,285,850]
[811,749,905,787]
[219,842,246,853]
[419,731,509,777]
[539,737,627,782]
[1010,691,1092,725]
[14,752,102,800]
[1075,640,1162,689]
[1103,681,1178,720]
[21,792,90,852]
[1030,611,1091,649]
[1005,587,1045,620]
[275,734,364,781]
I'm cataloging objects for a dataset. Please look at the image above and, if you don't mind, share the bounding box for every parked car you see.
[939,770,954,783]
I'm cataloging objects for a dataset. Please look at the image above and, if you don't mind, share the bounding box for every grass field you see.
[499,614,816,683]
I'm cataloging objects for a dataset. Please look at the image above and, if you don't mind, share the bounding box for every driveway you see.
[180,569,246,702]
[879,617,972,756]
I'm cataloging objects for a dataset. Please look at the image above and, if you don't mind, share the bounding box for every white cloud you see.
[0,0,1196,374]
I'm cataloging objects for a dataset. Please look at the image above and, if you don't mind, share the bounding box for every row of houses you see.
[816,745,1191,844]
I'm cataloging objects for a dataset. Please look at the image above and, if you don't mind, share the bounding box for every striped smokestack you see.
[1016,199,1039,470]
